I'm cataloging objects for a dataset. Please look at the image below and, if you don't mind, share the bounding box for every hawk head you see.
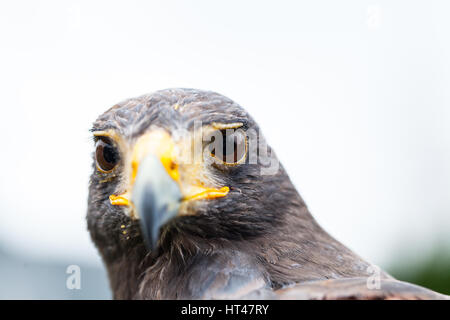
[87,88,302,261]
[87,89,450,300]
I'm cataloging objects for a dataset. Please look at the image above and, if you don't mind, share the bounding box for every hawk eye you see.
[95,138,119,172]
[211,129,247,165]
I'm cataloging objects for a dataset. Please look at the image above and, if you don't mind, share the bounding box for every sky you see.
[0,0,449,271]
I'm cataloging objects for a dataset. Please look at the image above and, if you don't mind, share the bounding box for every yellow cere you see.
[130,130,178,183]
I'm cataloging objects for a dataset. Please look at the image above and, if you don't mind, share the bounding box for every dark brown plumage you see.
[87,88,449,300]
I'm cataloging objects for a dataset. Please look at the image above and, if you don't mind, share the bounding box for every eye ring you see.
[210,129,247,166]
[95,138,120,173]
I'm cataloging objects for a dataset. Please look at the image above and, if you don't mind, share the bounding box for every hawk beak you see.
[108,130,229,250]
[131,154,181,250]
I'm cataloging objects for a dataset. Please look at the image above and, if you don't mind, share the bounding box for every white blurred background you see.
[0,0,449,298]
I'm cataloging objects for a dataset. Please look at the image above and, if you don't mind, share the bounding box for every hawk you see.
[87,88,448,300]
